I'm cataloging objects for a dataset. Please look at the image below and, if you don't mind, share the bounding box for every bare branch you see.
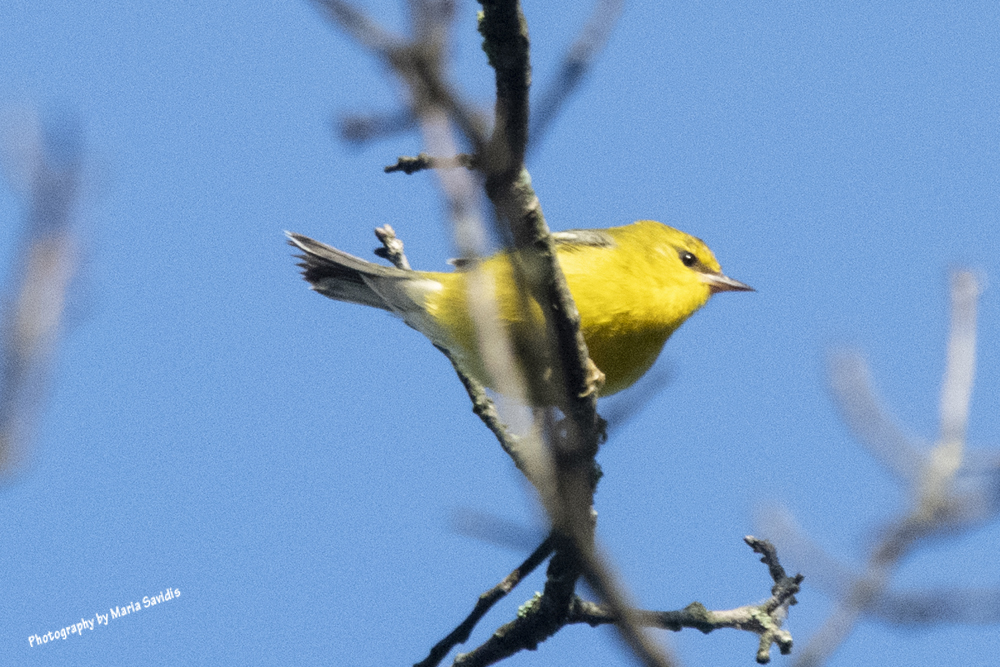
[566,537,802,665]
[314,0,489,151]
[940,272,979,449]
[922,271,979,507]
[441,3,673,665]
[871,587,1000,626]
[312,0,404,54]
[384,152,476,174]
[0,110,82,476]
[791,271,992,666]
[477,15,608,617]
[530,0,625,150]
[450,509,542,552]
[477,0,530,174]
[373,224,411,269]
[416,534,555,667]
[757,505,859,597]
[338,110,416,145]
[827,350,923,483]
[450,537,802,666]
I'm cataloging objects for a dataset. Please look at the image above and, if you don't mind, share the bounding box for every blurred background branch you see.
[0,109,82,478]
[761,270,998,667]
[529,0,625,153]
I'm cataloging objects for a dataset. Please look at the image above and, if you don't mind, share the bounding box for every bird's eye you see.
[680,251,697,267]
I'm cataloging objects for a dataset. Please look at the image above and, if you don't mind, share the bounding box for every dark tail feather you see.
[286,232,406,311]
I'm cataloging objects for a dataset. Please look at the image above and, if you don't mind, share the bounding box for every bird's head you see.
[640,221,754,296]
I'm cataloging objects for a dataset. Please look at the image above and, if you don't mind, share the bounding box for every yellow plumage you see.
[288,220,751,400]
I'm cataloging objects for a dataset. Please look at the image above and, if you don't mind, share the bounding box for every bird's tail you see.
[286,232,408,311]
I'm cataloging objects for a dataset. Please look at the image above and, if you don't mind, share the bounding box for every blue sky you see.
[2,1,999,665]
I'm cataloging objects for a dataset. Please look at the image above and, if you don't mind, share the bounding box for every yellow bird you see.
[288,221,751,400]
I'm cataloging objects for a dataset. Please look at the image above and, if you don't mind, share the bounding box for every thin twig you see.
[530,0,626,151]
[338,110,416,145]
[416,534,556,667]
[314,0,489,151]
[450,509,542,552]
[827,351,922,483]
[926,271,979,504]
[385,152,476,174]
[312,0,404,53]
[870,586,1000,625]
[373,224,411,270]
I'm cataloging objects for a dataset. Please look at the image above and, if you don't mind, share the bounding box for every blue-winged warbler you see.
[288,220,751,400]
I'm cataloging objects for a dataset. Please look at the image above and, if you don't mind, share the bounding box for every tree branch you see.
[373,224,411,269]
[530,0,625,151]
[781,271,991,667]
[312,4,789,667]
[384,152,476,175]
[454,537,800,666]
[0,110,82,477]
[416,534,556,667]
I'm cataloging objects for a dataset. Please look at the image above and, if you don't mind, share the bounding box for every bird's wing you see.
[445,229,616,269]
[551,229,617,250]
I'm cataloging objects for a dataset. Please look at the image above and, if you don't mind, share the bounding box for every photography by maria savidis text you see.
[28,588,180,647]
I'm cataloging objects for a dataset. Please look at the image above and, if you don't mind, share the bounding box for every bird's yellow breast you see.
[420,221,715,398]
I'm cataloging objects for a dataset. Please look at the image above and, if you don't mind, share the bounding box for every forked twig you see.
[416,534,556,667]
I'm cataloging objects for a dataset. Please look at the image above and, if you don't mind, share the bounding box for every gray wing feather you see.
[445,229,616,269]
[551,229,616,249]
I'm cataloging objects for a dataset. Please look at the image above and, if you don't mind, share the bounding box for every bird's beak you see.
[701,272,755,294]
